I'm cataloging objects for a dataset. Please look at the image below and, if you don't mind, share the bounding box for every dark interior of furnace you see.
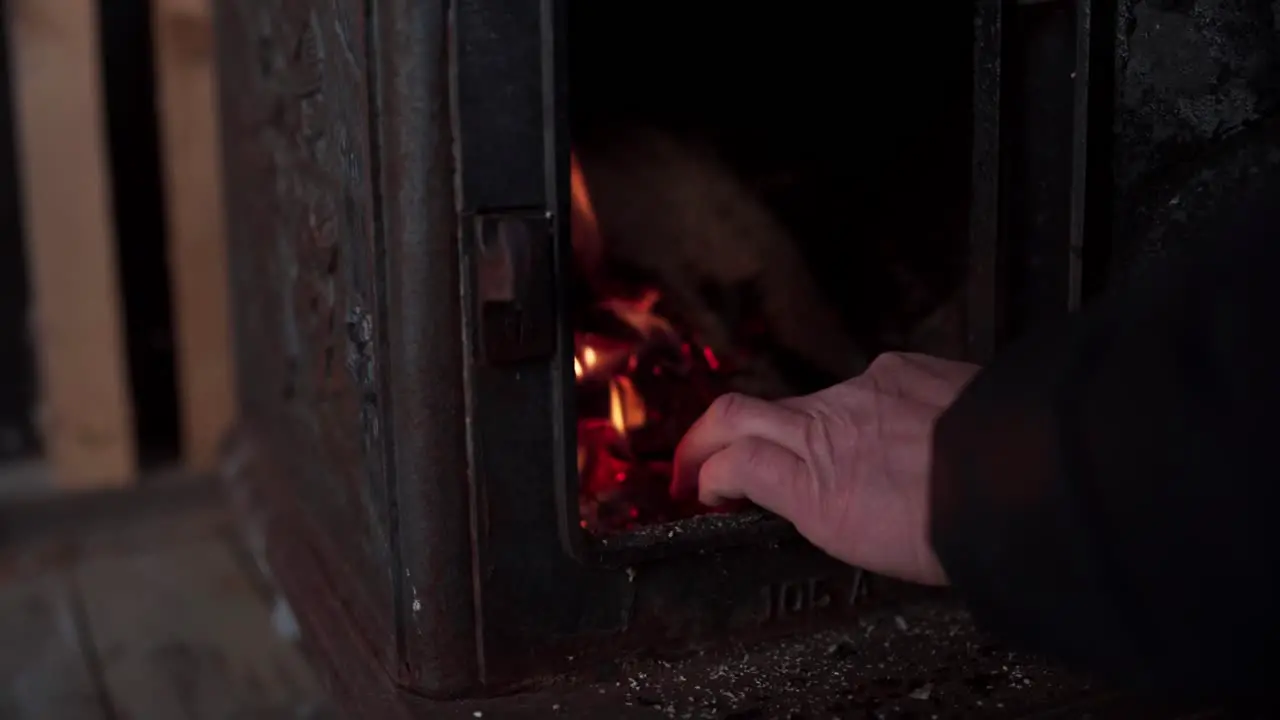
[567,4,975,534]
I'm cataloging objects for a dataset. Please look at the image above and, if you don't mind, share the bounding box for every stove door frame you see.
[440,0,873,697]
[973,0,1117,352]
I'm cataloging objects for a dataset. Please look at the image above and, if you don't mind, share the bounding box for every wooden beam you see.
[8,0,135,488]
[151,0,235,471]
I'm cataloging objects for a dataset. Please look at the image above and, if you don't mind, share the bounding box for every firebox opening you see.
[569,4,974,537]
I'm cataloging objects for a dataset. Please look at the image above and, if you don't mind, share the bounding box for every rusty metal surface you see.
[214,0,400,672]
[216,0,481,695]
[1114,0,1280,190]
[969,0,1010,363]
[982,0,1119,344]
[978,0,1280,339]
[1112,0,1280,280]
[363,0,479,694]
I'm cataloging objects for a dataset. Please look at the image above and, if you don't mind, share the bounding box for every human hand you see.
[670,352,980,586]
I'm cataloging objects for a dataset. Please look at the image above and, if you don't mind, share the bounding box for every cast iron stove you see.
[214,0,1279,716]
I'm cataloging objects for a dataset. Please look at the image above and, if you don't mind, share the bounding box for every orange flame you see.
[571,152,604,278]
[600,289,677,341]
[572,151,673,341]
[608,377,646,434]
[571,153,599,235]
[575,345,604,381]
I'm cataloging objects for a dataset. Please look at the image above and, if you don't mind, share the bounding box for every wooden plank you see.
[0,475,229,586]
[0,574,108,720]
[151,0,236,471]
[7,0,136,488]
[74,539,331,719]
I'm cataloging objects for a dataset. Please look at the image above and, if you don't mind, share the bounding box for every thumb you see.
[697,437,811,521]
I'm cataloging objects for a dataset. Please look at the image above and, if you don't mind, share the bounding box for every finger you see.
[670,393,809,500]
[698,437,810,520]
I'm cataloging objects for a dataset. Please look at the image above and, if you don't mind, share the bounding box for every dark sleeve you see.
[928,181,1280,699]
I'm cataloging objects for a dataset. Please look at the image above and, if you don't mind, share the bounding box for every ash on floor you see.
[607,603,1097,719]
[479,599,1222,720]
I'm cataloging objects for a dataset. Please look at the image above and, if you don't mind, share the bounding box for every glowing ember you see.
[572,150,735,534]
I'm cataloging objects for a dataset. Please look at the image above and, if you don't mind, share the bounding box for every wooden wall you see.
[3,0,233,490]
[150,0,234,474]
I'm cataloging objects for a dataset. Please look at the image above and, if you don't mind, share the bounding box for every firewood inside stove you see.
[574,127,869,398]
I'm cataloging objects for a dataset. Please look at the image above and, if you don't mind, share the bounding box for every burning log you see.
[573,127,867,391]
